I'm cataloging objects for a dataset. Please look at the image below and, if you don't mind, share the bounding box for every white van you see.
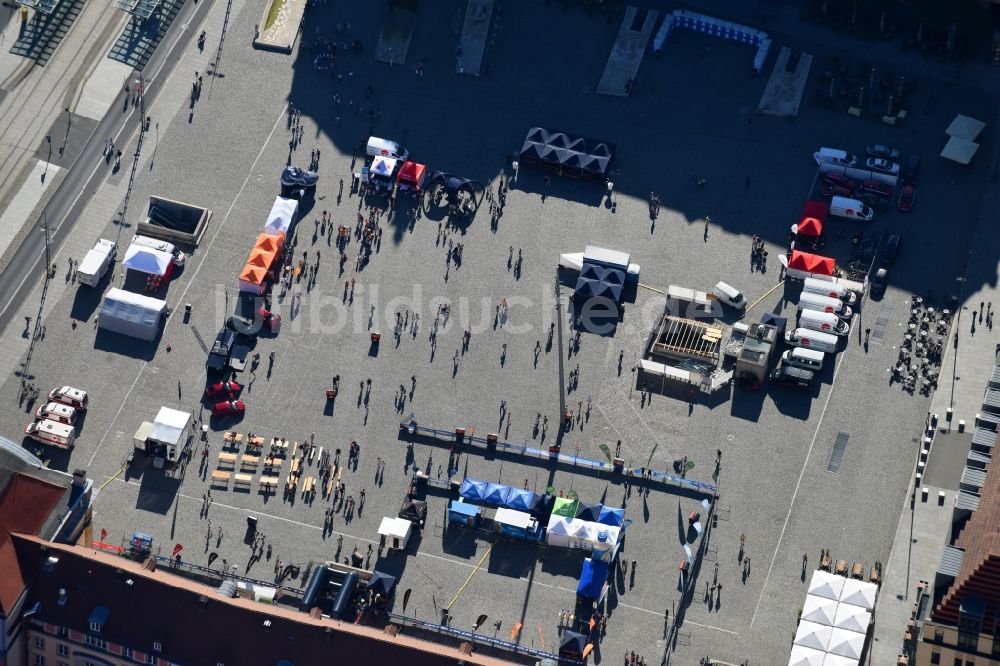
[367,136,409,161]
[785,327,840,353]
[76,239,117,288]
[829,196,874,222]
[814,147,858,167]
[800,309,850,336]
[712,282,747,310]
[49,386,89,411]
[35,401,77,425]
[798,292,853,319]
[803,277,857,305]
[24,419,76,449]
[131,235,186,266]
[782,347,825,372]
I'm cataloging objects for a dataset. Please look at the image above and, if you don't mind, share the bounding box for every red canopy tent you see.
[796,216,823,237]
[787,250,835,276]
[801,200,828,221]
[397,161,427,193]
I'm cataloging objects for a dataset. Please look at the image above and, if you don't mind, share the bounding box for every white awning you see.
[945,114,985,141]
[941,136,979,165]
[123,244,172,276]
[821,653,859,666]
[808,570,845,601]
[584,245,630,270]
[801,594,838,626]
[832,603,871,633]
[378,516,412,540]
[494,508,532,529]
[826,628,865,660]
[787,645,826,666]
[793,620,832,651]
[838,578,877,609]
[150,407,190,446]
[263,196,298,235]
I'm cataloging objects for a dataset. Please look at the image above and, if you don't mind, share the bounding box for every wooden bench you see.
[211,470,231,487]
[260,479,276,495]
[234,473,254,489]
[302,476,315,496]
[851,562,864,580]
[223,431,243,444]
[290,441,299,459]
[326,478,334,497]
[290,458,302,475]
[870,566,881,584]
[820,554,832,572]
[241,455,259,469]
[262,458,281,475]
[285,476,297,492]
[217,452,237,467]
[835,559,848,576]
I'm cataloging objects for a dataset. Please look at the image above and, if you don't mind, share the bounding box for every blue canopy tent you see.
[576,557,610,601]
[503,487,538,512]
[459,478,488,502]
[448,500,482,528]
[483,483,509,506]
[597,505,625,527]
[559,630,589,659]
[368,571,397,597]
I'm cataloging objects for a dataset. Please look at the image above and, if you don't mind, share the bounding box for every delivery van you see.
[76,239,117,288]
[24,419,76,449]
[800,309,851,337]
[131,235,186,266]
[781,347,825,372]
[48,386,89,411]
[712,281,747,310]
[803,277,858,305]
[829,196,874,222]
[784,327,840,353]
[366,136,409,161]
[35,401,77,425]
[814,147,858,167]
[769,365,815,391]
[798,292,853,320]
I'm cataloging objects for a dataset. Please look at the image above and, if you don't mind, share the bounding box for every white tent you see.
[946,114,985,141]
[546,515,574,548]
[801,594,838,626]
[98,288,167,341]
[793,620,832,651]
[833,603,871,633]
[370,156,397,178]
[150,407,190,446]
[808,570,845,601]
[821,653,859,666]
[941,136,979,165]
[378,516,412,550]
[788,644,826,666]
[123,244,172,276]
[826,628,865,660]
[263,196,298,236]
[839,578,877,610]
[495,508,533,530]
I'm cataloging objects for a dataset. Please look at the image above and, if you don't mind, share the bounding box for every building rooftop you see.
[14,535,516,666]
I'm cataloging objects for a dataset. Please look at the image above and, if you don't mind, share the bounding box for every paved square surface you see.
[2,1,997,664]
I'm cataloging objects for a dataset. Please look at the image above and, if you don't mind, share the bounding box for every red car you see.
[859,179,893,198]
[212,400,245,417]
[897,185,915,212]
[205,381,243,398]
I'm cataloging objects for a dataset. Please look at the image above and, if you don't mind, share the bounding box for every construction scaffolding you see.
[650,315,722,364]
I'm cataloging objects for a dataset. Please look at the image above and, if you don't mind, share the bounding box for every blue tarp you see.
[597,505,625,527]
[575,501,601,521]
[483,482,509,506]
[503,487,538,511]
[576,558,609,599]
[459,478,488,501]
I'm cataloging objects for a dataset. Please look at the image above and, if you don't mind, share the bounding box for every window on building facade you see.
[57,644,68,656]
[935,628,945,643]
[929,652,940,665]
[147,656,158,665]
[88,622,102,633]
[34,637,44,649]
[33,655,44,666]
[84,635,105,649]
[153,641,162,651]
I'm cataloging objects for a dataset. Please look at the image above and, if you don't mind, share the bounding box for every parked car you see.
[881,234,901,264]
[212,400,245,417]
[870,268,889,298]
[821,184,853,198]
[866,144,900,160]
[866,158,899,175]
[769,365,815,392]
[821,172,856,189]
[205,381,243,398]
[897,185,915,212]
[900,153,920,184]
[859,179,893,198]
[855,192,889,212]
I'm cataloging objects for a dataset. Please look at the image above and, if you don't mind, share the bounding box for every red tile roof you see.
[933,458,1000,628]
[14,536,519,665]
[0,474,67,616]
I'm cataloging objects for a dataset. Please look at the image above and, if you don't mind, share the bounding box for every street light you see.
[512,160,519,182]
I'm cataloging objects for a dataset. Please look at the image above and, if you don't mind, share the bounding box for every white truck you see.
[131,235,186,266]
[829,196,873,222]
[77,239,117,287]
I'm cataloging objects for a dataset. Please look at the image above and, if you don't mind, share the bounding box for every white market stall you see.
[123,244,173,276]
[144,407,191,471]
[263,196,298,236]
[98,288,167,341]
[378,516,412,550]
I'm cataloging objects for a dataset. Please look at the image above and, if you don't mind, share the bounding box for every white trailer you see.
[77,239,117,288]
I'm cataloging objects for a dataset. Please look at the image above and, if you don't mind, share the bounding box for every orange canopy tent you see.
[239,232,284,294]
[787,250,835,276]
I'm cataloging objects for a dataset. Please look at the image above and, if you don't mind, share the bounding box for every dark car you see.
[206,328,237,371]
[855,192,889,212]
[870,268,889,298]
[897,185,915,212]
[769,366,815,391]
[821,184,853,198]
[900,153,920,185]
[866,144,900,160]
[881,234,901,264]
[859,179,893,198]
[821,172,856,189]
